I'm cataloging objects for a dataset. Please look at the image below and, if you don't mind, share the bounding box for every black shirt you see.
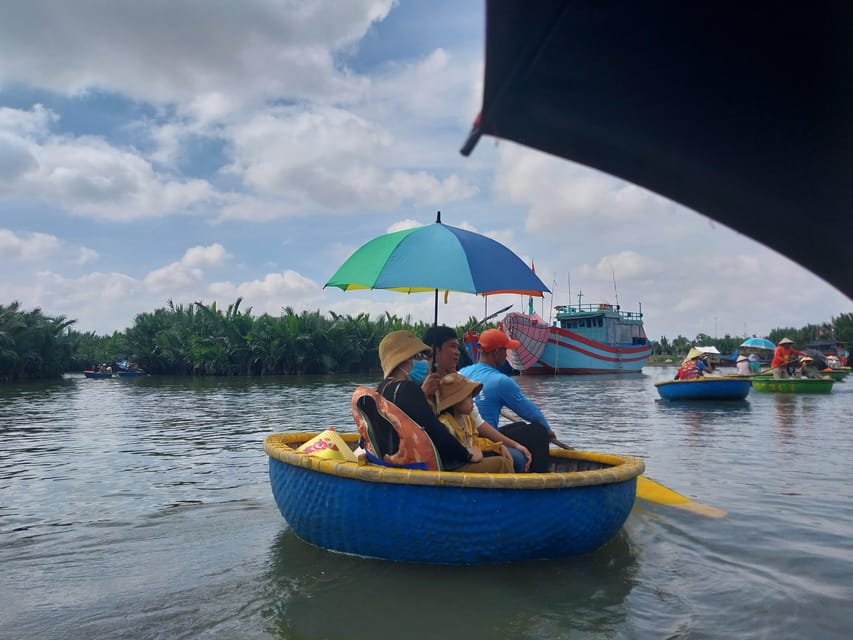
[378,379,470,470]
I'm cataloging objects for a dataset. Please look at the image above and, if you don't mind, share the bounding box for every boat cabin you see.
[554,302,649,346]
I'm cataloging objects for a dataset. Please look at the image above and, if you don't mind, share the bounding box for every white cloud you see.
[494,145,690,242]
[0,1,394,112]
[218,105,477,218]
[208,270,323,315]
[144,243,230,293]
[1,106,218,220]
[75,247,99,265]
[0,228,61,260]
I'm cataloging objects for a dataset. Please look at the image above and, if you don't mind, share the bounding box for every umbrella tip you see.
[436,211,441,223]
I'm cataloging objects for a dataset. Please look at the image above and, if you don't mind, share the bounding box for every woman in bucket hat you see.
[376,330,509,472]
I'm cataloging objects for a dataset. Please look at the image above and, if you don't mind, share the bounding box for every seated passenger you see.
[676,357,701,379]
[748,353,761,374]
[376,330,497,473]
[422,324,532,472]
[437,373,514,474]
[799,357,823,378]
[459,329,556,472]
[735,355,751,375]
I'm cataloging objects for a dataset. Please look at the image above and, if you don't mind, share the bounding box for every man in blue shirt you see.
[459,328,560,472]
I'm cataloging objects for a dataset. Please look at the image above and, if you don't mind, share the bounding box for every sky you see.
[1,0,850,342]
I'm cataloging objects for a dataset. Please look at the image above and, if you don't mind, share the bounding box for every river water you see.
[1,369,851,639]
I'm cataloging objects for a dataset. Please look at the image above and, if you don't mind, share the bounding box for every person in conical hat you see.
[771,337,805,379]
[735,354,751,375]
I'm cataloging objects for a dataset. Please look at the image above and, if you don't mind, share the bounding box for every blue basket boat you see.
[265,432,644,565]
[655,376,753,401]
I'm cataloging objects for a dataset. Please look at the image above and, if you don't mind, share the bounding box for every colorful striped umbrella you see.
[325,213,549,323]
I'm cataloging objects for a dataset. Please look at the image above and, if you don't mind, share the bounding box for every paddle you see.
[497,377,725,516]
[636,476,727,518]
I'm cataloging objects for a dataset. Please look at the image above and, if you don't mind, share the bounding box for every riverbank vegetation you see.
[1,299,851,381]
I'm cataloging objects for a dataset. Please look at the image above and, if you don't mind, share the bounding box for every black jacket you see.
[378,379,470,470]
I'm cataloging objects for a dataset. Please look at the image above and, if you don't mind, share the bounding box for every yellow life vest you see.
[438,412,503,455]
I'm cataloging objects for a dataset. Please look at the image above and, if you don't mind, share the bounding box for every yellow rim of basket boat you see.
[264,432,645,490]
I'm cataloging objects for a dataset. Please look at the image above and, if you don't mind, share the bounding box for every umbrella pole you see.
[434,289,438,325]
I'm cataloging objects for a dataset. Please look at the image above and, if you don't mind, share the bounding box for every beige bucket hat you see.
[437,373,483,412]
[378,330,431,378]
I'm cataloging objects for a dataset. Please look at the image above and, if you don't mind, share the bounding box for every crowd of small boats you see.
[654,340,849,401]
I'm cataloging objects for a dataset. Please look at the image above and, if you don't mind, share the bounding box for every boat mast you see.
[611,266,620,308]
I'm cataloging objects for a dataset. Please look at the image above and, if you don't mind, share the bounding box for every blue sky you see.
[1,0,849,340]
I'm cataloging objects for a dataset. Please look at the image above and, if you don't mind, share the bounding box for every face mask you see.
[407,359,429,383]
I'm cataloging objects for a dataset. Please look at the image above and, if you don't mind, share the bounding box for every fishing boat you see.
[751,376,835,394]
[501,297,652,375]
[83,370,113,379]
[265,431,644,564]
[655,376,752,401]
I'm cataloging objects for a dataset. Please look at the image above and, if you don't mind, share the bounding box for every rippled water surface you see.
[1,370,851,639]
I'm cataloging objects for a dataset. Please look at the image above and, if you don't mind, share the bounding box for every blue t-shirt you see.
[458,362,552,431]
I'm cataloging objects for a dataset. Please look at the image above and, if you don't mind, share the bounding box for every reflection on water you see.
[262,529,637,640]
[1,369,852,639]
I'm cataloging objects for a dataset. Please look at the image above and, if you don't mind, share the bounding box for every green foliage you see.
[3,299,851,381]
[0,302,77,381]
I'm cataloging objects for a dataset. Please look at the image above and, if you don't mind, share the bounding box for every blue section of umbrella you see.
[739,337,776,350]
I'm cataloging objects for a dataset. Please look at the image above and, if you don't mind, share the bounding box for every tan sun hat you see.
[778,337,794,345]
[437,373,483,412]
[378,330,431,378]
[736,355,748,362]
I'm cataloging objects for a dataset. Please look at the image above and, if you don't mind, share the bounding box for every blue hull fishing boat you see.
[655,377,752,401]
[502,300,652,375]
[265,432,644,564]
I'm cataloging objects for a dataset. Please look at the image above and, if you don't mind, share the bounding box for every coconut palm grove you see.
[1,299,851,382]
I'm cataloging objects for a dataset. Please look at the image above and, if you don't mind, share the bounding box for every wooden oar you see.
[636,476,727,518]
[498,414,725,517]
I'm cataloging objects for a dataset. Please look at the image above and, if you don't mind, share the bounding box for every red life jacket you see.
[351,386,441,471]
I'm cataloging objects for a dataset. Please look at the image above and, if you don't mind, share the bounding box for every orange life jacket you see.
[677,360,700,379]
[351,386,441,471]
